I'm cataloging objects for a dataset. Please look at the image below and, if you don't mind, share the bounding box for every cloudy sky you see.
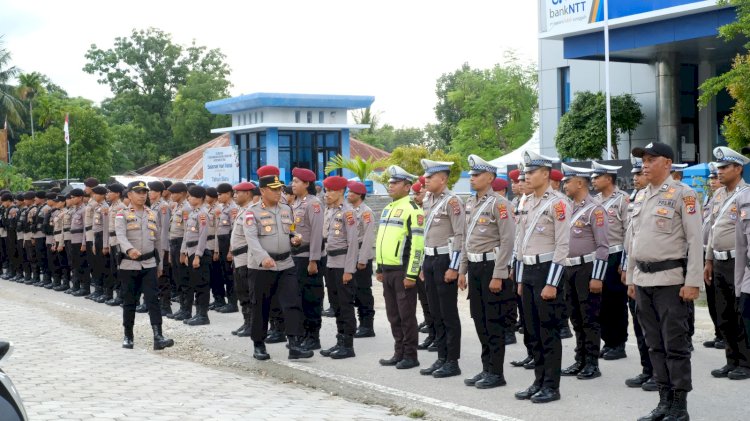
[1,0,539,128]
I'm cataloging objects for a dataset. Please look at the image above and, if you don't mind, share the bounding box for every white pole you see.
[66,143,69,186]
[604,0,613,159]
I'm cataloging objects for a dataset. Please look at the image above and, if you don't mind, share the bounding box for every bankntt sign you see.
[544,0,595,32]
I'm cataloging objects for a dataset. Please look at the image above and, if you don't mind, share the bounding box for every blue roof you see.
[205,92,375,114]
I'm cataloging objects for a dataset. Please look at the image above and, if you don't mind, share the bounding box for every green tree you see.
[351,107,380,135]
[169,71,231,155]
[13,107,113,180]
[17,71,44,140]
[699,0,750,151]
[375,145,463,188]
[555,91,644,160]
[0,162,32,191]
[436,56,538,160]
[83,28,231,164]
[356,124,428,152]
[0,36,24,130]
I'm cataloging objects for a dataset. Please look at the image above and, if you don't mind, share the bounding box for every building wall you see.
[538,39,658,159]
[231,108,348,127]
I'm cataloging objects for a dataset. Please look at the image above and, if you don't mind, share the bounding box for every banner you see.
[203,146,239,186]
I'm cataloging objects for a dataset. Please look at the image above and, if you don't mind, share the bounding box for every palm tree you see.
[0,37,24,131]
[18,72,43,140]
[324,154,388,181]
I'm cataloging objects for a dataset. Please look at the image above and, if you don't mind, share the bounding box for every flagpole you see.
[604,0,613,159]
[64,113,70,186]
[66,143,69,186]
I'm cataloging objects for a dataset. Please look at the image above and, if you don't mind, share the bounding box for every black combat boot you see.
[662,390,689,421]
[320,334,343,357]
[637,386,674,421]
[330,335,355,359]
[54,276,69,292]
[217,296,239,313]
[354,318,375,338]
[288,336,314,359]
[576,356,602,380]
[135,300,148,312]
[122,326,134,349]
[432,359,461,378]
[253,341,270,360]
[265,328,286,344]
[185,306,210,326]
[152,325,175,350]
[73,280,90,297]
[209,296,226,311]
[561,360,585,376]
[417,334,435,350]
[160,299,173,317]
[46,275,59,289]
[302,334,321,350]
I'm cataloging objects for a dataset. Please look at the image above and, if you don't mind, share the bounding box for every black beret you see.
[23,191,35,200]
[148,181,165,192]
[55,195,66,202]
[216,183,233,194]
[186,182,196,188]
[45,192,57,200]
[70,188,84,197]
[162,180,173,189]
[64,193,72,200]
[167,182,187,193]
[188,185,206,199]
[206,187,218,198]
[106,183,125,193]
[252,186,260,196]
[1,193,12,201]
[35,191,47,199]
[15,193,24,201]
[91,186,108,195]
[84,177,100,188]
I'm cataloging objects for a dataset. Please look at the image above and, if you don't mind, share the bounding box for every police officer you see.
[491,176,519,346]
[289,168,325,349]
[167,182,191,320]
[18,191,33,283]
[116,180,174,351]
[347,180,377,339]
[44,193,60,289]
[735,145,750,354]
[32,191,49,286]
[458,155,516,389]
[627,142,702,421]
[419,159,465,378]
[704,146,750,380]
[558,164,609,380]
[1,193,18,280]
[513,151,570,404]
[204,187,223,311]
[242,165,313,361]
[703,162,726,350]
[60,194,74,292]
[622,157,657,392]
[228,181,255,336]
[411,179,435,350]
[213,183,239,313]
[590,161,630,361]
[317,175,359,359]
[375,165,424,370]
[105,183,126,305]
[69,189,90,296]
[180,185,212,326]
[82,177,99,291]
[148,181,173,316]
[88,186,110,302]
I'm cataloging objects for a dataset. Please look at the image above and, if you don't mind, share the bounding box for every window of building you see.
[319,111,324,123]
[330,111,336,122]
[260,111,264,123]
[560,67,571,115]
[295,110,301,123]
[307,111,313,124]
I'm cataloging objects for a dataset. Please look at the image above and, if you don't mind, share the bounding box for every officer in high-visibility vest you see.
[375,165,425,370]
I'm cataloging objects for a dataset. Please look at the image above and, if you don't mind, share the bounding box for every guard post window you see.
[560,66,571,116]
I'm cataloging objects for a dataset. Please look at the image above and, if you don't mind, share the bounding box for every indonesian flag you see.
[64,113,69,145]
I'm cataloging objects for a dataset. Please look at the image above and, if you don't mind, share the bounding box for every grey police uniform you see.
[229,202,252,331]
[180,204,211,320]
[733,188,750,347]
[352,201,376,330]
[290,194,325,341]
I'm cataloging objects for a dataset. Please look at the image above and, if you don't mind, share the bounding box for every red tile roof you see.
[145,134,389,180]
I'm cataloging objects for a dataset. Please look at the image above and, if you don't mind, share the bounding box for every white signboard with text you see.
[203,146,239,186]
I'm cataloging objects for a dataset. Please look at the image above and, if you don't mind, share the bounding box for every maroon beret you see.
[292,167,316,183]
[550,169,564,182]
[323,176,348,191]
[347,181,367,195]
[257,165,280,178]
[508,169,520,182]
[233,181,256,191]
[411,182,422,193]
[492,178,508,192]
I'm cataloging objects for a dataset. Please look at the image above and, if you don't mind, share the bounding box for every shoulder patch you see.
[554,201,566,221]
[244,211,255,225]
[683,196,696,214]
[448,197,461,215]
[594,209,605,226]
[312,203,321,214]
[497,203,508,219]
[199,213,207,226]
[416,214,425,226]
[345,211,355,226]
[363,211,372,224]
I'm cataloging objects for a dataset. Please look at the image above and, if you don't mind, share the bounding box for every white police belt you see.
[564,253,595,267]
[424,245,450,256]
[468,252,496,263]
[522,252,554,265]
[713,250,736,261]
[608,245,624,254]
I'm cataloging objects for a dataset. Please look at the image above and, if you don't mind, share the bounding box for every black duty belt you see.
[70,229,83,234]
[207,235,215,241]
[63,228,70,232]
[53,230,62,235]
[85,225,92,230]
[635,259,686,274]
[327,249,348,257]
[232,245,248,256]
[186,241,198,247]
[292,244,310,255]
[268,252,290,261]
[122,250,156,261]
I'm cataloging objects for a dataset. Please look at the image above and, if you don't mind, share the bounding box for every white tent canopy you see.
[489,129,541,173]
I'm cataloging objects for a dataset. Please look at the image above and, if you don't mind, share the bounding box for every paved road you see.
[0,283,408,421]
[0,279,745,420]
